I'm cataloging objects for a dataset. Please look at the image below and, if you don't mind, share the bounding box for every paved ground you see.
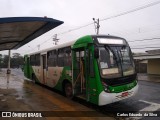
[138,73,160,83]
[102,73,160,120]
[0,69,114,120]
[0,68,160,120]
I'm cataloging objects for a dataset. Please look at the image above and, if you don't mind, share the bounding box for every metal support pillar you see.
[7,50,11,74]
[93,18,100,35]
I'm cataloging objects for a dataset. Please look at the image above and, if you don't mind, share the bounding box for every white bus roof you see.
[28,40,76,56]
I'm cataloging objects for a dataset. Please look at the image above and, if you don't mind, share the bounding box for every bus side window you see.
[47,50,57,67]
[57,48,64,67]
[47,51,53,67]
[35,54,40,66]
[53,50,57,66]
[30,55,35,66]
[64,47,71,66]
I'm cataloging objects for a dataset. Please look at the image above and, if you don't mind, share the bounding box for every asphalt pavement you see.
[0,68,160,120]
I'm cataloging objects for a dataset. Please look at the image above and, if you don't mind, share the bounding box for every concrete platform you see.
[0,69,114,120]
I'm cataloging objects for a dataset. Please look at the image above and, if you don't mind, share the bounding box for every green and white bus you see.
[23,35,138,106]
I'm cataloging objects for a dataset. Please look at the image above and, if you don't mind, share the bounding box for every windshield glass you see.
[98,45,135,78]
[117,46,135,76]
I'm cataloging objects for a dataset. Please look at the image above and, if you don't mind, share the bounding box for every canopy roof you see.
[0,17,63,51]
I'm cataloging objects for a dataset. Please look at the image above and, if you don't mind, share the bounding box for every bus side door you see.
[72,45,98,104]
[86,45,98,104]
[41,54,47,84]
[72,48,87,99]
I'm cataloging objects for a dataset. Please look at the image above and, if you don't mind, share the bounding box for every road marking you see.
[139,100,160,111]
[127,100,160,120]
[139,100,160,105]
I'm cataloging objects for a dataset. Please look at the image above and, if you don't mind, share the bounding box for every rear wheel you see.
[64,83,73,99]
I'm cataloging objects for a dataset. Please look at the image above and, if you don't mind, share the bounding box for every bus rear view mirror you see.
[94,48,99,59]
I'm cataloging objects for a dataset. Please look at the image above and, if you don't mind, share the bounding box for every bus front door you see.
[73,48,87,100]
[73,46,97,103]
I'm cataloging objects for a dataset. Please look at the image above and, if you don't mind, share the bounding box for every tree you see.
[2,55,9,68]
[0,53,24,68]
[12,53,21,58]
[11,56,23,68]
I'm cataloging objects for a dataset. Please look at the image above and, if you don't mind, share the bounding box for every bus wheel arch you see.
[62,79,73,99]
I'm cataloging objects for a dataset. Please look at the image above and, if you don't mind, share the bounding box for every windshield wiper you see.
[104,45,119,65]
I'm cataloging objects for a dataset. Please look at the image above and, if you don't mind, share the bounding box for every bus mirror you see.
[94,48,99,59]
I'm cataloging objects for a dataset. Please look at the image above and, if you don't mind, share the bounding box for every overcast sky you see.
[1,0,160,55]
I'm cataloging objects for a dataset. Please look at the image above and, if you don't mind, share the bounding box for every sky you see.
[1,0,160,55]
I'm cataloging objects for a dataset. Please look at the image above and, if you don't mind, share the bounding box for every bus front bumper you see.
[98,84,138,106]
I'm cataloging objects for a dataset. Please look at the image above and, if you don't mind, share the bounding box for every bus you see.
[23,35,138,106]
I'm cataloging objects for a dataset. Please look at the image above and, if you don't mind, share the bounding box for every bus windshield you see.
[98,45,135,78]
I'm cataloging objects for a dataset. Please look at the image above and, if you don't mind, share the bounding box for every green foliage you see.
[0,53,24,68]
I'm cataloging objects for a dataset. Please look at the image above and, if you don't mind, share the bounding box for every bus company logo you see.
[2,112,11,117]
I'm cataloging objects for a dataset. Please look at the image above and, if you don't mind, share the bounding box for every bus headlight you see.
[102,82,110,93]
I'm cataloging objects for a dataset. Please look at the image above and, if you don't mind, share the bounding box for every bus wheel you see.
[64,83,73,99]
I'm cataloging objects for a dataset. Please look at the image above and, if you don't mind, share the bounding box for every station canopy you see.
[0,17,63,51]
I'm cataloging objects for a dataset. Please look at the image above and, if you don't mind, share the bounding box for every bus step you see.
[76,94,86,100]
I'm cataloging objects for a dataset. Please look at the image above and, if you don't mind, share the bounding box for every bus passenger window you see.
[35,54,40,66]
[57,49,64,67]
[30,55,35,66]
[47,50,57,67]
[64,47,71,66]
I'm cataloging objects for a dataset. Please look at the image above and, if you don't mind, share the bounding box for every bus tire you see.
[64,82,73,99]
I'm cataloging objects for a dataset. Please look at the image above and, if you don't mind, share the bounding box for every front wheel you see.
[64,83,73,99]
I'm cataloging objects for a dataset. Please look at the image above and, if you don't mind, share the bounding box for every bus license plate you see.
[121,92,128,97]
